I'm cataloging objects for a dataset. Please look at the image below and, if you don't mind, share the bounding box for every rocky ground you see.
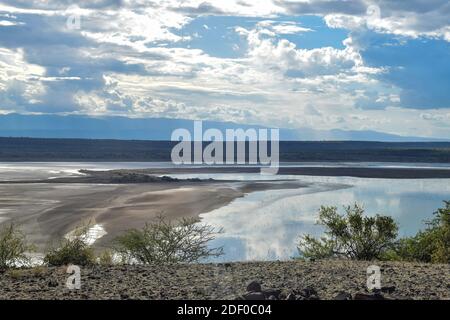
[0,260,448,300]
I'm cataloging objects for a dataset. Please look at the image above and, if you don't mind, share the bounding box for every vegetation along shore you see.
[0,201,448,300]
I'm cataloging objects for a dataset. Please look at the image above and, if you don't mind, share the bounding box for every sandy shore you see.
[2,165,449,257]
[1,260,448,300]
[0,178,310,252]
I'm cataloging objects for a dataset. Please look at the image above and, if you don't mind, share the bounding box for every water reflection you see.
[188,174,450,262]
[1,163,449,262]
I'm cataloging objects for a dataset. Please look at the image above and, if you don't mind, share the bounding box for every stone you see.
[243,292,265,300]
[47,279,58,287]
[300,286,317,298]
[381,286,396,294]
[120,293,130,299]
[334,292,352,300]
[286,293,296,300]
[246,280,262,293]
[262,288,281,299]
[268,295,277,300]
[353,293,387,300]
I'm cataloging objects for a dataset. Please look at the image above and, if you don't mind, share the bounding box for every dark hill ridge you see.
[0,113,446,142]
[0,137,450,163]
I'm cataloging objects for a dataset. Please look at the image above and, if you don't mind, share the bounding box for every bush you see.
[114,216,223,264]
[97,250,114,265]
[298,204,398,261]
[0,224,33,269]
[390,201,449,263]
[44,224,95,266]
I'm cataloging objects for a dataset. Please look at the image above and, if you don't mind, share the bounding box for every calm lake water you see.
[1,162,450,262]
[171,172,450,262]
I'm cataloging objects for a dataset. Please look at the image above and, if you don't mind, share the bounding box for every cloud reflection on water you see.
[182,174,450,262]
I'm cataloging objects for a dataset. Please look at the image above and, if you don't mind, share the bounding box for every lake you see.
[1,162,449,262]
[170,172,450,261]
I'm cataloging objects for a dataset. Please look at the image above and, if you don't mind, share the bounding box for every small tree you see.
[298,204,398,260]
[114,216,223,264]
[392,201,449,263]
[0,223,33,269]
[44,224,95,266]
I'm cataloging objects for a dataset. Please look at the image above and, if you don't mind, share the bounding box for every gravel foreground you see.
[0,260,448,300]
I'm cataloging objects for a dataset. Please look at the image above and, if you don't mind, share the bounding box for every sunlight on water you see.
[65,224,107,246]
[177,173,450,262]
[1,163,449,262]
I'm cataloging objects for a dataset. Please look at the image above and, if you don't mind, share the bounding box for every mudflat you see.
[2,164,450,252]
[0,177,311,252]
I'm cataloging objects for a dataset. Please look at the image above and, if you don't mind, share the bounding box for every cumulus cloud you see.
[281,0,450,41]
[236,23,364,78]
[0,48,46,109]
[0,0,449,138]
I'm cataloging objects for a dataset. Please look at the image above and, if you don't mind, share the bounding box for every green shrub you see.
[44,224,95,266]
[389,201,449,263]
[97,249,114,265]
[298,204,398,261]
[114,216,223,264]
[0,223,33,270]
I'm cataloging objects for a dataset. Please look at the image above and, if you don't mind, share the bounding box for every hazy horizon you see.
[0,113,448,142]
[0,1,449,140]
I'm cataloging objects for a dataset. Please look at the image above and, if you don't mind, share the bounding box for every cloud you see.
[0,0,449,139]
[0,48,46,110]
[257,20,313,34]
[235,23,369,78]
[280,0,450,42]
[349,30,450,109]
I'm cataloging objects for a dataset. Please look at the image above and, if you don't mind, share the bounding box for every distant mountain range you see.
[0,113,445,142]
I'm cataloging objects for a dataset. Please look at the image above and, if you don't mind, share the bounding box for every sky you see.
[0,0,449,139]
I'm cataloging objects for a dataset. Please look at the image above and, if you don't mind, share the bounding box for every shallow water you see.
[65,224,107,246]
[1,162,449,262]
[1,161,449,181]
[171,173,450,262]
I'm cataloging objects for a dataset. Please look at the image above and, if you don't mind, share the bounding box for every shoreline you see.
[137,166,450,179]
[1,166,449,255]
[0,178,312,252]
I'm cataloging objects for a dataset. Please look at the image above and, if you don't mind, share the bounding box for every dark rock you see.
[299,286,317,298]
[308,294,320,300]
[47,279,58,287]
[243,292,265,300]
[262,288,281,299]
[268,295,277,300]
[354,293,387,300]
[381,286,396,294]
[286,293,296,300]
[334,292,352,300]
[246,280,262,293]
